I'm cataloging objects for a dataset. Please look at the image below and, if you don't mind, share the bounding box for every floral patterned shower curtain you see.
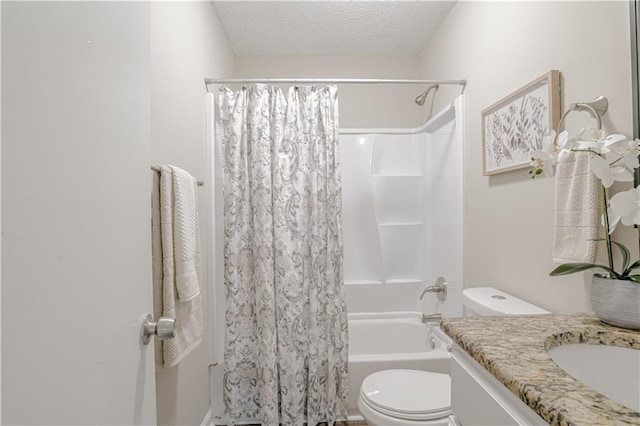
[218,84,348,426]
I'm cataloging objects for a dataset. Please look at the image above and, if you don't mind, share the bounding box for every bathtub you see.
[347,312,452,420]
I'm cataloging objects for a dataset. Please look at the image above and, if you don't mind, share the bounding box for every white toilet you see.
[357,287,550,426]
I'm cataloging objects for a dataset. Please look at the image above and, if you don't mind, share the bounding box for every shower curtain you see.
[218,84,349,426]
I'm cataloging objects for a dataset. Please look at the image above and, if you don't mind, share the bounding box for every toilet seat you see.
[359,369,451,421]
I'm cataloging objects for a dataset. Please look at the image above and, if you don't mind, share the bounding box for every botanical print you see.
[218,84,349,426]
[484,82,551,174]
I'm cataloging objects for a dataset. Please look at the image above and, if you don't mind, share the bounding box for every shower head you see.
[414,84,440,106]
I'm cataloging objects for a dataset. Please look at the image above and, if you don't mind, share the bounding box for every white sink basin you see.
[548,344,640,412]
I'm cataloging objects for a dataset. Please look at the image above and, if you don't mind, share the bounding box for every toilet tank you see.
[462,287,550,316]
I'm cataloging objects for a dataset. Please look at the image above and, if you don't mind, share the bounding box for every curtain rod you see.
[204,78,467,92]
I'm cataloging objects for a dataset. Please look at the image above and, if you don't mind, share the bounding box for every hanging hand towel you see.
[169,165,201,302]
[553,151,602,264]
[152,165,203,370]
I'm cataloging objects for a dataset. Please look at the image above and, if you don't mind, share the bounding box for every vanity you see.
[441,314,640,425]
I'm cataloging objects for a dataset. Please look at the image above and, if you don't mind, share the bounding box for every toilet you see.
[357,287,550,426]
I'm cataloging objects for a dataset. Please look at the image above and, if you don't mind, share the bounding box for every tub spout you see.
[421,313,443,323]
[419,277,448,301]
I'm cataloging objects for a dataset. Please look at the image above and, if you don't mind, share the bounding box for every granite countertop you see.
[441,314,640,425]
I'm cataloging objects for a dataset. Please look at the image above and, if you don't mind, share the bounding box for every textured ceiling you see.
[211,1,456,56]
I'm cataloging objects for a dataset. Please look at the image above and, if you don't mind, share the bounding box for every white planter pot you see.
[591,275,640,330]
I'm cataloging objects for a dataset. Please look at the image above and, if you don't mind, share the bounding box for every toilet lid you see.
[360,369,451,420]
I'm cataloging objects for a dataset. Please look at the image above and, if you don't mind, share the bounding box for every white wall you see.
[150,2,234,425]
[419,1,633,313]
[234,56,425,128]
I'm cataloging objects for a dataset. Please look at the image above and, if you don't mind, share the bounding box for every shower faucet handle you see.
[419,277,448,302]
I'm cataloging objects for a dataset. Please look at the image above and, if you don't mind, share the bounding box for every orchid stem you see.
[602,185,615,275]
[571,149,602,156]
[637,225,640,264]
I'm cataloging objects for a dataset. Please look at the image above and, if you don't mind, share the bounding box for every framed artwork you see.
[482,70,561,176]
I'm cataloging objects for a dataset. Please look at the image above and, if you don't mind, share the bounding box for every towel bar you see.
[557,96,608,130]
[150,165,204,186]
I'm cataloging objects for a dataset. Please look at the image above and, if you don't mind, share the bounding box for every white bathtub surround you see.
[152,166,203,369]
[346,313,450,420]
[340,97,465,316]
[219,85,348,425]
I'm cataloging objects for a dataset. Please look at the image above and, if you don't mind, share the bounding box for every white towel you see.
[553,151,603,264]
[169,165,201,302]
[152,166,203,369]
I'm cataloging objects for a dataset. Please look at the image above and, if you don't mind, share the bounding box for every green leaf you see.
[591,239,630,272]
[550,263,620,279]
[628,275,640,283]
[611,241,631,271]
[612,241,630,272]
[624,259,640,276]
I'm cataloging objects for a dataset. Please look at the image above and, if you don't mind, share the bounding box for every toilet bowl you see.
[357,287,549,425]
[357,369,451,426]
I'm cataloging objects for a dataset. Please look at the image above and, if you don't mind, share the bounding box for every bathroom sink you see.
[548,343,640,412]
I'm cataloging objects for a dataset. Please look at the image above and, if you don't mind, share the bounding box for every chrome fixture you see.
[419,276,448,301]
[141,314,175,345]
[421,313,443,323]
[414,84,440,106]
[558,96,609,130]
[429,336,437,349]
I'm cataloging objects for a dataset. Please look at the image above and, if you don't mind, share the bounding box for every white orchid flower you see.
[556,130,574,153]
[604,137,640,170]
[601,133,628,151]
[605,196,623,234]
[539,129,556,152]
[573,140,602,153]
[542,130,573,158]
[585,128,606,142]
[610,187,640,227]
[605,212,621,235]
[574,128,607,153]
[529,150,555,177]
[529,130,560,177]
[590,155,634,188]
